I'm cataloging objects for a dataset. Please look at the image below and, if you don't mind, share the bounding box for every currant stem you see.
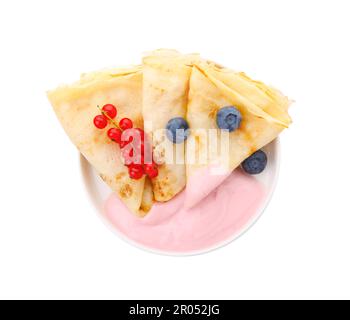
[97,105,120,129]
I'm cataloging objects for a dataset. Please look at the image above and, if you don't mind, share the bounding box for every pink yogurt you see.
[103,169,266,254]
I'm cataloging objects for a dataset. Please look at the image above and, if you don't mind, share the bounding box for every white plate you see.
[80,138,280,256]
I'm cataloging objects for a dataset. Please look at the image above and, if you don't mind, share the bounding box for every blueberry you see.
[241,150,267,174]
[216,106,242,132]
[166,117,190,144]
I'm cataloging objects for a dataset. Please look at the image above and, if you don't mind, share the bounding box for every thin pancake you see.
[142,49,199,201]
[48,66,152,216]
[186,66,289,207]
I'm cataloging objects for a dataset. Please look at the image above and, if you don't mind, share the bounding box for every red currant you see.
[120,141,128,149]
[122,146,134,157]
[121,147,134,165]
[93,115,108,129]
[102,104,117,119]
[128,164,144,180]
[140,140,146,155]
[119,118,133,130]
[107,128,122,143]
[144,163,158,179]
[119,136,133,148]
[139,154,145,165]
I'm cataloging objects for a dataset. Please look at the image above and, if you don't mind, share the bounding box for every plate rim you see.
[80,138,281,257]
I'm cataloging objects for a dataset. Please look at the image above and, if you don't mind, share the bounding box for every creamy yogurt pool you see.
[104,169,265,254]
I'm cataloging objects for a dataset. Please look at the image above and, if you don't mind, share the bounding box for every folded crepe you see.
[47,66,153,217]
[200,61,292,126]
[185,63,291,207]
[48,50,292,216]
[142,49,199,201]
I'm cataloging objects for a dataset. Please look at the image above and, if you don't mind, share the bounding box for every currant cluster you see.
[93,104,158,180]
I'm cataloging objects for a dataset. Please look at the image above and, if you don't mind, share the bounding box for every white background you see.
[0,0,349,300]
